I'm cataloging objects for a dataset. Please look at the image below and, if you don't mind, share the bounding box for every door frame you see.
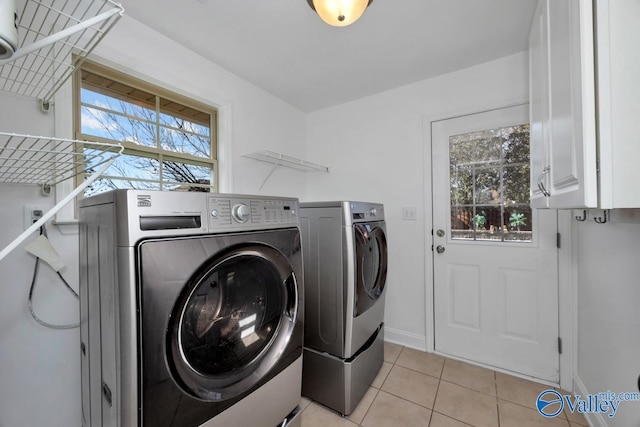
[422,105,576,391]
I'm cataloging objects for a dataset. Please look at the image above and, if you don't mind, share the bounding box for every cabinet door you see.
[529,0,550,209]
[546,0,598,208]
[596,0,640,208]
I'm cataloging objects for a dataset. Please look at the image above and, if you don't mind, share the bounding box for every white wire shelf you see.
[0,0,124,107]
[244,150,330,173]
[0,132,123,187]
[0,132,123,262]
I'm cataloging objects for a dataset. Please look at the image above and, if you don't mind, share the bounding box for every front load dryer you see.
[299,201,387,415]
[79,190,303,427]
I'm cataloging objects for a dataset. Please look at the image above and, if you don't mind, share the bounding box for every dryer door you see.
[166,243,298,401]
[354,222,388,316]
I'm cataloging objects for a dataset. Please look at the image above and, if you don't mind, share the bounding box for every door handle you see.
[537,166,551,197]
[436,245,445,254]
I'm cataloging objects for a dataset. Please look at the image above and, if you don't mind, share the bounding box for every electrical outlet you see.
[24,205,46,230]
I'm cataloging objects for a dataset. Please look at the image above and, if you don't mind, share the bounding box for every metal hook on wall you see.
[575,210,587,221]
[594,210,609,224]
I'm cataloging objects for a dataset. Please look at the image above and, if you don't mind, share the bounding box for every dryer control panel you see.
[348,201,385,224]
[208,195,298,230]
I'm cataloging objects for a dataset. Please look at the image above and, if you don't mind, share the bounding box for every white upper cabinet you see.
[529,0,640,209]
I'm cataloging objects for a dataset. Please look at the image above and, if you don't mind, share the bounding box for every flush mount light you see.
[307,0,373,27]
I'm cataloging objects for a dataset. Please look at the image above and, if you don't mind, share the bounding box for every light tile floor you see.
[299,342,588,427]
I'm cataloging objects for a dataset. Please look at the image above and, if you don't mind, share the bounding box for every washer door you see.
[354,222,388,316]
[167,243,298,402]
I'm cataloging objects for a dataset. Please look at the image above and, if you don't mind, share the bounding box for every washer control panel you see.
[208,195,298,230]
[349,201,385,223]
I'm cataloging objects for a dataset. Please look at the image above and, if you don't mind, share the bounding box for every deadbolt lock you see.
[436,229,445,237]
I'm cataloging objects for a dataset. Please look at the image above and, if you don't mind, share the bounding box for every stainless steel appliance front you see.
[299,201,387,415]
[79,190,303,427]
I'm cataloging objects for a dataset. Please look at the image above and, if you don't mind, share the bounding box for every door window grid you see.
[449,124,532,242]
[74,62,218,195]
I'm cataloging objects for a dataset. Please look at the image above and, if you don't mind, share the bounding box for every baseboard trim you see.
[574,375,606,427]
[383,327,426,351]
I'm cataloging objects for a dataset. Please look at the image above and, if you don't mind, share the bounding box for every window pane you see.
[472,206,503,241]
[504,207,533,242]
[450,165,473,205]
[502,125,530,164]
[160,97,211,128]
[449,138,476,166]
[473,135,502,165]
[104,153,160,180]
[503,164,530,204]
[82,70,156,112]
[81,88,157,126]
[450,132,501,166]
[474,167,501,205]
[81,104,156,148]
[161,160,212,191]
[159,126,211,159]
[159,112,210,138]
[451,206,473,240]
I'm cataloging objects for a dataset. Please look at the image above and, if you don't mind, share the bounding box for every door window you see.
[449,124,532,242]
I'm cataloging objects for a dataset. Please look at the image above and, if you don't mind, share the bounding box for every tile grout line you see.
[357,386,380,426]
[495,370,501,427]
[428,357,444,427]
[357,345,403,426]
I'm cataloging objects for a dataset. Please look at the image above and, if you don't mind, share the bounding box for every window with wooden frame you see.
[74,61,218,195]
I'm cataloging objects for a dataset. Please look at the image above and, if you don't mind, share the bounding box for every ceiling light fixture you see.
[307,0,373,27]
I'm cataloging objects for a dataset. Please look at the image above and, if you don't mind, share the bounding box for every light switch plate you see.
[402,206,417,221]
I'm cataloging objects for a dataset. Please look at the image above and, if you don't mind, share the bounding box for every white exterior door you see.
[432,105,560,383]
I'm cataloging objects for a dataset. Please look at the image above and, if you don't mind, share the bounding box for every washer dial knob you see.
[232,203,250,223]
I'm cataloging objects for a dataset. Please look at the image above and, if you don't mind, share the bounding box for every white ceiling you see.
[121,0,538,113]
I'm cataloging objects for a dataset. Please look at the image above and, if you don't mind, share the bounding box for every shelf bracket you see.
[258,162,280,191]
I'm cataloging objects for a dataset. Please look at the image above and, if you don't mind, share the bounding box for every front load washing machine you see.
[78,190,303,427]
[299,201,387,415]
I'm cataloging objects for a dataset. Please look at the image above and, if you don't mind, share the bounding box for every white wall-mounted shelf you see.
[244,150,329,173]
[0,132,123,261]
[0,132,122,186]
[0,0,124,108]
[244,150,329,190]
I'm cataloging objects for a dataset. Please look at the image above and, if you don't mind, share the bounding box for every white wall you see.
[0,15,307,427]
[0,93,82,427]
[575,211,640,427]
[304,52,530,349]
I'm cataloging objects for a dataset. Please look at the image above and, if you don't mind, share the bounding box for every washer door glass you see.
[354,223,388,316]
[167,244,298,401]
